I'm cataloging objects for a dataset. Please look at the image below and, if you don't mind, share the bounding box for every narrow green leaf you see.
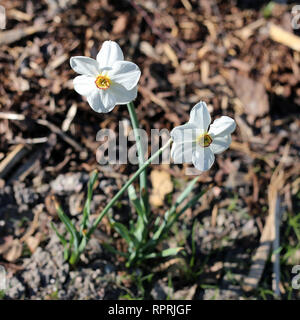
[63,247,69,261]
[50,222,67,246]
[111,221,138,247]
[144,247,183,259]
[81,170,98,231]
[128,185,147,242]
[78,236,87,254]
[102,243,128,258]
[86,139,172,239]
[50,222,70,261]
[69,251,80,265]
[128,185,146,221]
[152,178,202,242]
[128,184,138,201]
[171,191,206,225]
[56,204,79,254]
[134,216,144,242]
[171,177,199,211]
[127,102,149,214]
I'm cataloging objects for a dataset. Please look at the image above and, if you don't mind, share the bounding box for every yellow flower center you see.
[196,133,213,147]
[95,74,111,90]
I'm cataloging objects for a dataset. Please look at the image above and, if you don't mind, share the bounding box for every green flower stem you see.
[86,138,172,239]
[127,101,149,214]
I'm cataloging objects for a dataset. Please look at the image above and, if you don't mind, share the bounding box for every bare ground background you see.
[0,0,299,299]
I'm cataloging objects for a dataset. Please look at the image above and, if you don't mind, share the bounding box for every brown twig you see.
[0,144,30,179]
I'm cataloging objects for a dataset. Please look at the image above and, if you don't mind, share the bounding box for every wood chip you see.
[8,9,32,22]
[3,239,23,262]
[0,25,47,45]
[211,204,218,228]
[112,14,129,34]
[225,70,270,119]
[150,170,173,207]
[25,235,40,254]
[235,18,266,40]
[139,41,160,60]
[163,43,179,67]
[0,112,25,121]
[62,103,77,132]
[269,22,300,52]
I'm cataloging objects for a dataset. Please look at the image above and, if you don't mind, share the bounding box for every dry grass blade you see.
[243,145,289,292]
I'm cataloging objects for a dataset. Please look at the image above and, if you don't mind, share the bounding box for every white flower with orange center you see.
[171,101,236,172]
[70,41,141,113]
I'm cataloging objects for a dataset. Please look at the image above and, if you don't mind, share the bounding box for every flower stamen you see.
[196,133,213,147]
[95,74,111,90]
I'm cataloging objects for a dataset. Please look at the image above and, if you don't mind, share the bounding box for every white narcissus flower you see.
[170,101,236,172]
[70,41,141,113]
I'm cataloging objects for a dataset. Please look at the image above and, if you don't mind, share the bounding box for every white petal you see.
[192,147,215,172]
[96,41,124,68]
[73,75,96,96]
[86,90,107,113]
[110,83,137,104]
[108,61,141,90]
[171,141,194,164]
[170,123,198,144]
[70,57,99,76]
[189,101,211,131]
[210,135,231,154]
[100,90,117,112]
[209,116,236,137]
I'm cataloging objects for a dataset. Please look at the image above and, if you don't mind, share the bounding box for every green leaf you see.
[102,243,128,258]
[111,221,138,248]
[127,249,139,266]
[127,102,149,214]
[69,251,80,265]
[152,178,203,242]
[190,220,197,268]
[81,170,98,232]
[262,1,274,19]
[128,184,138,201]
[128,185,146,222]
[172,191,206,223]
[171,176,200,211]
[144,247,183,259]
[163,191,206,241]
[128,184,148,242]
[50,221,67,246]
[78,236,87,254]
[134,215,144,242]
[56,203,79,254]
[50,222,69,261]
[86,139,172,239]
[63,247,69,261]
